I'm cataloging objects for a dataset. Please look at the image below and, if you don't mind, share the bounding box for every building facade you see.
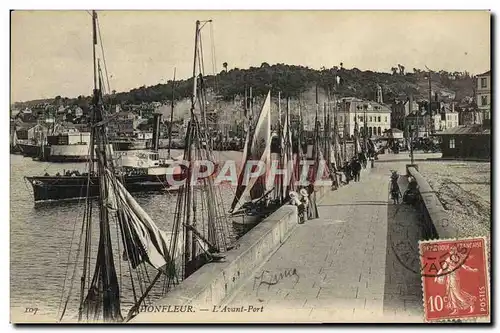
[405,112,431,138]
[442,110,459,130]
[390,100,405,131]
[108,111,143,136]
[337,97,391,138]
[476,70,491,120]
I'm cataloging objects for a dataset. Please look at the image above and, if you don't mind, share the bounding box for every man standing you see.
[343,160,350,184]
[352,158,362,182]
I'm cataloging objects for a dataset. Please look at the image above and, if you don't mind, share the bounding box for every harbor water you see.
[10,150,242,321]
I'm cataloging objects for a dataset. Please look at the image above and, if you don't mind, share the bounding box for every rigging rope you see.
[96,16,112,95]
[57,199,90,321]
[209,22,218,93]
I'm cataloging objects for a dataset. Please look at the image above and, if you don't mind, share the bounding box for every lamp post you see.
[362,103,371,152]
[409,124,415,165]
[424,68,432,136]
[355,105,360,155]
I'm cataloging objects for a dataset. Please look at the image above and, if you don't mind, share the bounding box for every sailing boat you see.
[229,90,280,235]
[10,123,20,154]
[168,19,235,279]
[58,13,227,323]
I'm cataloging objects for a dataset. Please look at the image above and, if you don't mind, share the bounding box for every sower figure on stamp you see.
[434,247,478,315]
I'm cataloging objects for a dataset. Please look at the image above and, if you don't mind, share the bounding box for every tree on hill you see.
[16,64,475,107]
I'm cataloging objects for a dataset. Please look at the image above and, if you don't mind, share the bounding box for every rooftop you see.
[477,70,491,77]
[435,124,490,136]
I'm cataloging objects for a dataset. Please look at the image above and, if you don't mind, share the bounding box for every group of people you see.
[46,170,83,177]
[341,152,371,184]
[288,188,310,224]
[390,170,419,204]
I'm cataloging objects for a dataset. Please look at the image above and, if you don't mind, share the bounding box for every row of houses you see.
[390,70,491,137]
[391,97,483,138]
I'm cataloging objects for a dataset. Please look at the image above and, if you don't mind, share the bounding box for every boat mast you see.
[284,95,295,198]
[323,101,328,161]
[249,87,253,123]
[89,10,98,172]
[277,91,282,201]
[77,10,99,321]
[82,10,122,322]
[190,21,200,119]
[167,67,176,159]
[183,20,201,277]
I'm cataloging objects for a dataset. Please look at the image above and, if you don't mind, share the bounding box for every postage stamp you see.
[419,237,490,322]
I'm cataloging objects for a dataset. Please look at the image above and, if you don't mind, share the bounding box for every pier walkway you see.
[221,156,425,322]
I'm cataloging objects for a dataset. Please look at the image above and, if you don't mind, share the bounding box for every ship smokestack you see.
[152,113,162,152]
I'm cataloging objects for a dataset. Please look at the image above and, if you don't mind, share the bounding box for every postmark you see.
[419,237,490,322]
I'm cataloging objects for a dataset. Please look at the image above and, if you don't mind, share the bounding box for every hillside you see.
[13,64,475,109]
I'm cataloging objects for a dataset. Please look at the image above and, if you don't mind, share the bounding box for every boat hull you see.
[26,174,179,203]
[18,143,41,158]
[231,202,282,238]
[111,140,149,151]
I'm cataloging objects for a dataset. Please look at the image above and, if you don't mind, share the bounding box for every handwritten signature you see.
[252,268,299,295]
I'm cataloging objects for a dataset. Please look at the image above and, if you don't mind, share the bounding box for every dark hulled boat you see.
[25,95,183,204]
[57,15,234,323]
[18,141,42,157]
[25,172,181,203]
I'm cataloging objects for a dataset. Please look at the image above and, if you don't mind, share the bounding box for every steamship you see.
[26,114,184,203]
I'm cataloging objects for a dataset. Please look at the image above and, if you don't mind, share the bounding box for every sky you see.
[10,10,491,103]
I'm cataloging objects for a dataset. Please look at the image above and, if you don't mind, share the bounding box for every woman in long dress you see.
[435,247,478,315]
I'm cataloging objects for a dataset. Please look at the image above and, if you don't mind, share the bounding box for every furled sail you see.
[230,91,272,213]
[281,101,295,200]
[105,168,175,273]
[81,149,122,323]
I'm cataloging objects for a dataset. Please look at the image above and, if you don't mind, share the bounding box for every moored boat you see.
[40,131,96,162]
[25,172,182,203]
[57,14,234,323]
[17,140,42,157]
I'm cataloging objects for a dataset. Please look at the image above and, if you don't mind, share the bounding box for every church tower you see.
[376,85,383,104]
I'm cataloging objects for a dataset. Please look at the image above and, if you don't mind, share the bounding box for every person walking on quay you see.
[299,188,310,222]
[352,158,362,182]
[343,160,351,185]
[329,163,339,190]
[359,152,367,169]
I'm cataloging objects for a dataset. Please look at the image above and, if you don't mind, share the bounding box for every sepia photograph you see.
[9,9,491,324]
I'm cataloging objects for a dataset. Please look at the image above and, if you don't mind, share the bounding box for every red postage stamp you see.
[419,237,490,322]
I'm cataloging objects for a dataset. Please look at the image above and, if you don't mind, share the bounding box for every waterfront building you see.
[476,70,491,120]
[458,104,482,126]
[337,97,391,138]
[405,111,431,138]
[391,96,419,134]
[108,111,144,136]
[435,121,490,160]
[441,107,460,130]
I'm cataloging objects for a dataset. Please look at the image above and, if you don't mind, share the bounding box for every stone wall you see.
[407,166,459,239]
